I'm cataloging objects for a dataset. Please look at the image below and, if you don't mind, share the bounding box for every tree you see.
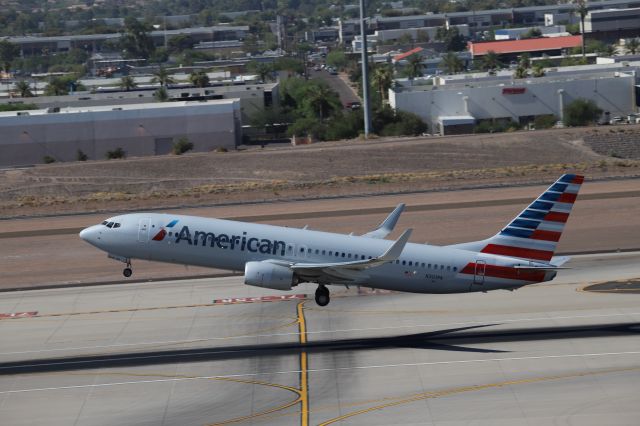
[0,39,19,73]
[626,38,640,54]
[15,80,33,97]
[521,28,542,39]
[154,86,169,102]
[189,70,209,88]
[119,75,137,91]
[326,50,347,70]
[480,50,501,71]
[120,17,155,59]
[304,83,340,120]
[371,64,394,103]
[248,61,274,82]
[532,64,545,77]
[405,54,423,80]
[575,0,588,58]
[167,34,195,53]
[440,52,464,74]
[513,64,528,79]
[564,98,602,127]
[435,25,466,51]
[151,67,175,87]
[44,76,83,96]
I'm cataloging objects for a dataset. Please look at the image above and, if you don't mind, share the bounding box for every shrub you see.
[564,99,602,127]
[106,147,126,159]
[76,149,88,161]
[533,114,557,129]
[43,155,56,164]
[172,137,193,155]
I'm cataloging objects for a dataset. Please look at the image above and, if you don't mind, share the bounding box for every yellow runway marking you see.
[297,301,309,426]
[317,366,640,425]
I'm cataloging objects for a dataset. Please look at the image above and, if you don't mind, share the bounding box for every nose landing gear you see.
[315,285,330,306]
[123,261,132,278]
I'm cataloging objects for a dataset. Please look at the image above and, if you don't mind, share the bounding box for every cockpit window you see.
[113,223,121,228]
[107,222,114,228]
[102,221,108,225]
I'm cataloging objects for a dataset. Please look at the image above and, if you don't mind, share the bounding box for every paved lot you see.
[0,252,639,425]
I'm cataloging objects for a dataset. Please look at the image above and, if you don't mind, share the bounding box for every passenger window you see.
[341,253,345,257]
[328,251,332,255]
[428,264,431,268]
[402,260,406,265]
[335,252,340,257]
[421,263,425,268]
[396,260,399,264]
[440,265,444,270]
[453,266,458,272]
[315,249,319,254]
[300,248,304,253]
[408,261,412,266]
[348,253,352,258]
[361,255,365,260]
[322,250,326,255]
[446,266,450,271]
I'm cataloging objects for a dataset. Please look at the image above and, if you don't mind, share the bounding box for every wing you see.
[290,228,413,283]
[362,203,405,239]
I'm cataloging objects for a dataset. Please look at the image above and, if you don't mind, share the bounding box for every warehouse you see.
[389,70,636,135]
[0,99,241,167]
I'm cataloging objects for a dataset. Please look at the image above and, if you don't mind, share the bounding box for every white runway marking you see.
[1,350,639,394]
[1,310,637,357]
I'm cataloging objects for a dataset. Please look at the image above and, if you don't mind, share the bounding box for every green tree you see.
[172,137,194,155]
[480,50,501,71]
[626,38,640,54]
[189,70,210,88]
[119,75,137,91]
[0,39,19,73]
[435,25,466,51]
[575,0,588,58]
[44,76,83,96]
[513,64,528,79]
[532,64,545,77]
[521,28,542,39]
[326,50,347,70]
[151,67,175,87]
[371,64,394,102]
[167,34,195,53]
[15,80,33,97]
[405,54,423,80]
[248,61,274,82]
[439,52,464,74]
[154,86,169,102]
[564,99,602,127]
[120,16,155,59]
[304,83,340,120]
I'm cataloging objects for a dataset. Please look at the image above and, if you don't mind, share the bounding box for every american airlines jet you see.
[79,174,583,306]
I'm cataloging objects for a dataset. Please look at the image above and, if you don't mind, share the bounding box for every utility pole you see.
[359,0,371,137]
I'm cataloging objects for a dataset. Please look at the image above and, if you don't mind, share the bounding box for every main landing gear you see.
[123,261,133,278]
[315,285,330,306]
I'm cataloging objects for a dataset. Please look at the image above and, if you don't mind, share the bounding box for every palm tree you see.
[251,62,273,82]
[513,64,528,79]
[575,0,588,58]
[481,50,501,71]
[15,80,33,97]
[304,84,339,120]
[189,70,209,88]
[405,54,423,80]
[119,75,137,92]
[371,64,394,102]
[604,44,617,57]
[439,52,464,74]
[518,53,531,69]
[532,64,545,77]
[626,38,640,54]
[151,67,175,88]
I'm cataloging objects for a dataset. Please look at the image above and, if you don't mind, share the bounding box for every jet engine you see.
[244,261,298,291]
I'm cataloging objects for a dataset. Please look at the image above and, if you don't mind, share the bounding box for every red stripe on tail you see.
[544,211,569,223]
[481,244,554,261]
[530,229,562,242]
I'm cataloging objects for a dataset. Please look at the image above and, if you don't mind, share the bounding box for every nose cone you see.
[79,225,100,246]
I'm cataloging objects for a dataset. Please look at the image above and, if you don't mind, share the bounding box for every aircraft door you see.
[138,218,150,243]
[473,260,486,285]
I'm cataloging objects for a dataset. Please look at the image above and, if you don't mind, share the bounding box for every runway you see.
[0,252,639,425]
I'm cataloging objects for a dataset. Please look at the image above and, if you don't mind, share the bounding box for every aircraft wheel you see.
[123,268,133,278]
[315,285,330,306]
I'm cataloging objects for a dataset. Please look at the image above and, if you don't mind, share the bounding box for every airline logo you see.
[152,219,179,241]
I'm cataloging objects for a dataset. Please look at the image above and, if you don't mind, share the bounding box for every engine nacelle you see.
[244,261,297,291]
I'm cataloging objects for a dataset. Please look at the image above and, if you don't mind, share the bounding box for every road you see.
[309,69,360,107]
[0,252,639,425]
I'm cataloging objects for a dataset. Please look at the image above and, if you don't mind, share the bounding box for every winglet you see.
[379,228,412,262]
[362,203,406,239]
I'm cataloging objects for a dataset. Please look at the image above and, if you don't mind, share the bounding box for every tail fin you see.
[451,174,584,262]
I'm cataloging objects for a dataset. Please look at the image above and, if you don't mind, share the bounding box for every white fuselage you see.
[80,212,556,293]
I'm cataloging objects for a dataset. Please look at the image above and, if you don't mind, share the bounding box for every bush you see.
[76,149,88,161]
[106,147,126,159]
[372,106,427,136]
[172,137,193,155]
[325,110,363,140]
[43,155,56,164]
[533,114,557,129]
[475,120,520,133]
[564,99,602,127]
[0,103,38,112]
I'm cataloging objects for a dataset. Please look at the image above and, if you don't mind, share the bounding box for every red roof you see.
[392,47,424,62]
[468,35,582,56]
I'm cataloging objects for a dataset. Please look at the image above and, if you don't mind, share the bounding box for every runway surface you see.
[0,252,639,425]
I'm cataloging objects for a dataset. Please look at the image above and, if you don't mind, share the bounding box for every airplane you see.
[79,174,583,306]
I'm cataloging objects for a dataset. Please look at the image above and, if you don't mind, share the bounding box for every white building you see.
[390,70,636,135]
[0,100,242,167]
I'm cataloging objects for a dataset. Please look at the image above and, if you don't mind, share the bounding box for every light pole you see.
[359,0,372,137]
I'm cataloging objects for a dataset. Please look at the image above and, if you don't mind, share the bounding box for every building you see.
[5,26,250,56]
[494,25,567,40]
[0,100,242,167]
[389,69,636,135]
[468,35,582,62]
[584,7,640,40]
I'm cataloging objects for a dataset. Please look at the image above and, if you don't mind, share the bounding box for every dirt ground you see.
[2,126,639,218]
